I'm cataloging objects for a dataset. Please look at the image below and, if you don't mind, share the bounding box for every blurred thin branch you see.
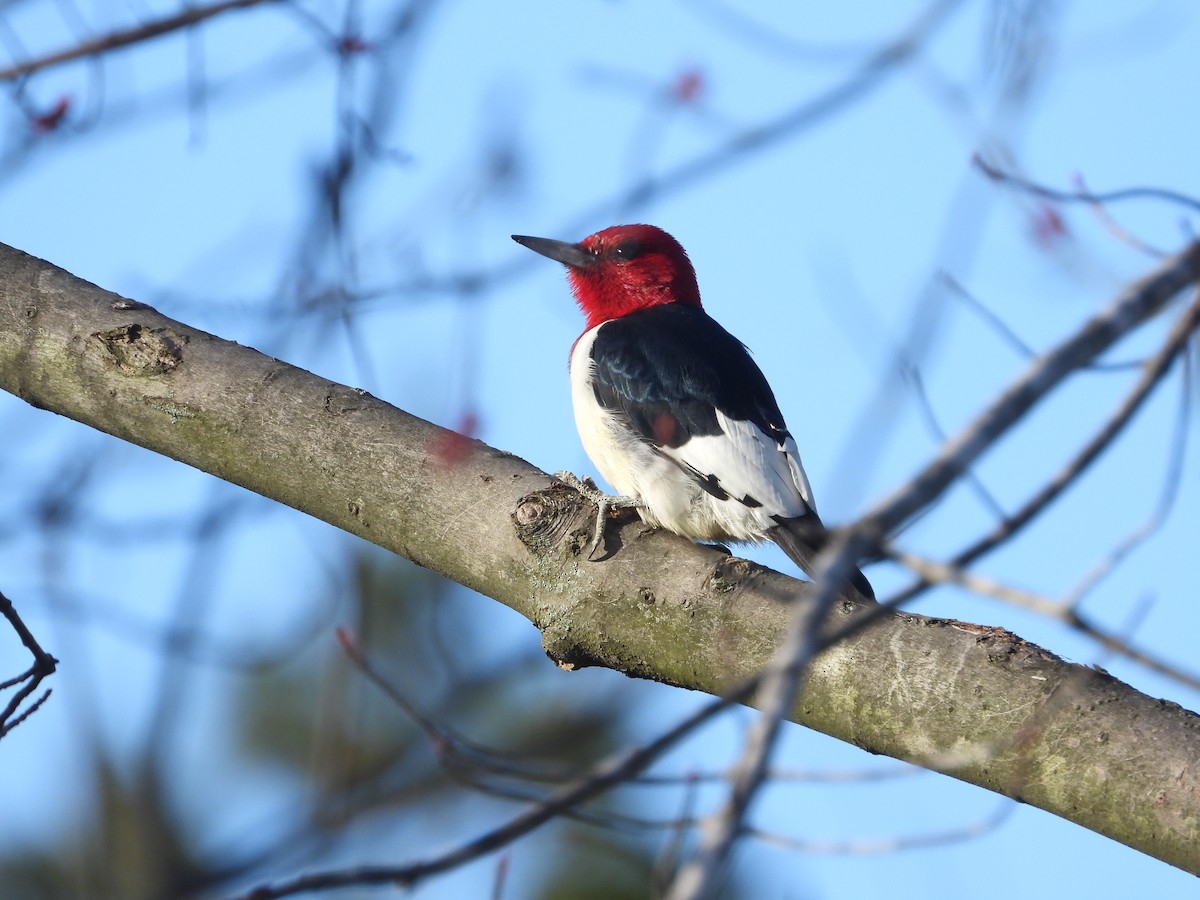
[0,590,57,738]
[600,0,966,219]
[748,800,1015,854]
[939,272,1143,372]
[975,156,1200,216]
[0,0,283,82]
[1062,368,1192,611]
[902,360,1008,520]
[862,243,1200,539]
[230,633,760,900]
[888,285,1200,608]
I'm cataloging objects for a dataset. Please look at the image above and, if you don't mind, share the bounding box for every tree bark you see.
[1,242,1197,874]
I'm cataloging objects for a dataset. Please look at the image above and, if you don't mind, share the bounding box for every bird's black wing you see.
[589,304,786,447]
[588,304,813,513]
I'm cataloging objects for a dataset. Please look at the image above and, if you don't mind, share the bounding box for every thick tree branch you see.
[1,242,1199,874]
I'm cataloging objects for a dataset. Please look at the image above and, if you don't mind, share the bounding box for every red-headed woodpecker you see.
[512,224,874,601]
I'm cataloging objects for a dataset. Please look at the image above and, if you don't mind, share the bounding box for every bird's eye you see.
[611,239,643,260]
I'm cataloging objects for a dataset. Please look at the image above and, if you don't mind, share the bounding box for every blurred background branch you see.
[0,591,57,739]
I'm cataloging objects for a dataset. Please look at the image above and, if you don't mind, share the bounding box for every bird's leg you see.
[553,471,643,560]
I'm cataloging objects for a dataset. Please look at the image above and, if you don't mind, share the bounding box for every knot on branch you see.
[324,385,375,415]
[706,556,753,595]
[93,323,186,376]
[512,483,595,555]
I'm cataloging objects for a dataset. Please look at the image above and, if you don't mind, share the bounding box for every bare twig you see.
[902,361,1008,520]
[1067,610,1200,691]
[888,284,1200,607]
[888,548,1063,616]
[939,272,1142,372]
[0,590,58,738]
[1074,174,1169,257]
[748,800,1015,854]
[1063,344,1193,610]
[975,156,1200,216]
[863,243,1200,542]
[0,0,282,82]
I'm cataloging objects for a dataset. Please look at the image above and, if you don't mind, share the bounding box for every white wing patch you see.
[659,410,815,519]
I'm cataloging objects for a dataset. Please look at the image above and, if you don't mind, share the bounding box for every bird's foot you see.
[554,471,642,560]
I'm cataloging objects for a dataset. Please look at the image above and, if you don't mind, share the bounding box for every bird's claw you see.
[554,471,642,560]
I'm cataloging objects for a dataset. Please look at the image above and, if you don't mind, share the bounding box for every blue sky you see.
[2,1,1199,897]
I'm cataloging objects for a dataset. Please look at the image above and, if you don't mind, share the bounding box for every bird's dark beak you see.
[512,234,596,269]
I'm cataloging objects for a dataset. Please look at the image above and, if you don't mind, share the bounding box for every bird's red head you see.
[512,224,702,330]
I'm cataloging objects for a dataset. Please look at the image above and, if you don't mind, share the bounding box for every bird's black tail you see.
[768,516,875,602]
